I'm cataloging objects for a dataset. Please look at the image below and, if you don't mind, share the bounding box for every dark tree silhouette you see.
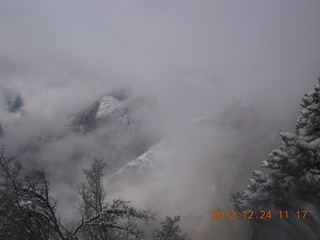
[0,148,154,240]
[152,216,190,240]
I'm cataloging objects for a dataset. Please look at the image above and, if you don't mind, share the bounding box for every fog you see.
[0,0,320,239]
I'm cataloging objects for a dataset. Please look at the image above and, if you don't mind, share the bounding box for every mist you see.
[0,0,320,239]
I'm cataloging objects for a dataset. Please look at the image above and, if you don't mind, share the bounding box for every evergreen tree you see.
[153,216,190,240]
[232,79,320,212]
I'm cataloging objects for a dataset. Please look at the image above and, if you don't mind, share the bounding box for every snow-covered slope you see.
[107,141,168,193]
[69,89,159,132]
[69,94,126,133]
[65,90,162,170]
[107,100,284,199]
[0,87,162,183]
[96,96,123,119]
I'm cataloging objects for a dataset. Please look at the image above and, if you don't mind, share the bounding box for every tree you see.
[74,158,154,240]
[152,216,190,240]
[0,147,67,240]
[0,148,154,240]
[232,79,320,238]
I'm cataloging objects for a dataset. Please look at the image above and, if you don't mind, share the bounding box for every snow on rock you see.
[96,96,123,119]
[107,141,167,192]
[69,94,127,132]
[109,114,214,182]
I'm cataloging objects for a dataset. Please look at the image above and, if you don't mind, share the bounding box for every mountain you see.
[69,89,157,134]
[0,87,24,113]
[0,86,162,183]
[107,141,167,193]
[69,95,124,133]
[66,89,162,169]
[0,85,297,240]
[108,100,285,197]
[0,87,24,138]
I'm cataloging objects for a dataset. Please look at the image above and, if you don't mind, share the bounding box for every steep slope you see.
[69,95,125,133]
[0,86,162,186]
[66,90,161,169]
[107,100,289,200]
[107,141,167,192]
[106,100,292,240]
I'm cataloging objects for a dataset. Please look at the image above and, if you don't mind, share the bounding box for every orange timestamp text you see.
[211,210,308,220]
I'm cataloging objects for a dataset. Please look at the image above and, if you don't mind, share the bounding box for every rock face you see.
[68,88,129,133]
[69,89,158,134]
[0,122,3,136]
[67,89,162,170]
[0,87,24,113]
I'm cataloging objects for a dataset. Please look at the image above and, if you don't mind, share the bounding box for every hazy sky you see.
[0,1,320,239]
[0,0,318,143]
[1,0,319,105]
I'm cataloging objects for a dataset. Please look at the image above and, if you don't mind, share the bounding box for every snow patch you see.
[108,141,167,183]
[96,96,122,119]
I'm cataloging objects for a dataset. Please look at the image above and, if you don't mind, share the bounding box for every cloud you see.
[0,0,320,238]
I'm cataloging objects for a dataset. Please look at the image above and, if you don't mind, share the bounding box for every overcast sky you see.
[1,0,319,155]
[0,0,319,110]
